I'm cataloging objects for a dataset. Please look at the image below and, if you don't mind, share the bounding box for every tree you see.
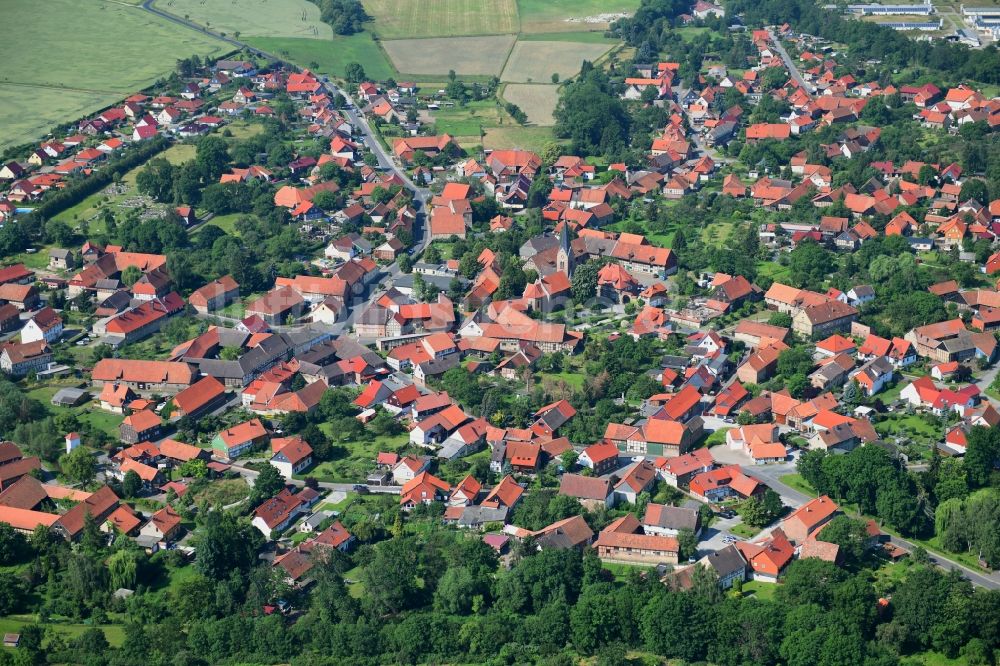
[677,528,699,560]
[108,547,140,590]
[179,458,208,478]
[434,566,481,615]
[819,515,869,565]
[60,446,95,487]
[121,470,142,499]
[570,259,604,302]
[250,464,285,507]
[194,511,261,580]
[964,426,999,488]
[344,62,366,83]
[361,537,420,615]
[195,135,231,182]
[959,179,989,205]
[0,523,28,566]
[741,489,783,528]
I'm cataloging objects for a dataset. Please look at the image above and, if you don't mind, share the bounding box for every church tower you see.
[556,222,574,277]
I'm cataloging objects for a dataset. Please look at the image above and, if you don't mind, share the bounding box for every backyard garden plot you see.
[502,84,560,125]
[500,39,614,82]
[0,0,227,149]
[362,0,519,38]
[516,0,639,33]
[381,35,516,76]
[161,0,332,38]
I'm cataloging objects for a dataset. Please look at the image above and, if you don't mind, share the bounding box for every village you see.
[0,1,998,662]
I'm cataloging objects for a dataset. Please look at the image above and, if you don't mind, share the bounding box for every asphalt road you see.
[766,27,816,95]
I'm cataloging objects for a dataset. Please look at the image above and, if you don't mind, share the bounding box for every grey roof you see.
[280,323,334,352]
[703,544,747,577]
[392,273,455,292]
[457,505,508,527]
[417,353,460,377]
[49,248,71,259]
[643,505,700,532]
[52,387,89,406]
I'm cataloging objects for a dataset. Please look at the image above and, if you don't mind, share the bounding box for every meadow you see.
[161,0,332,38]
[0,0,227,150]
[245,34,396,80]
[381,35,516,76]
[362,0,519,38]
[501,84,560,125]
[501,40,614,82]
[482,126,558,153]
[516,0,639,33]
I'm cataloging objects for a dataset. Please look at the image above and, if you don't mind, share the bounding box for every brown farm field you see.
[502,84,560,125]
[501,40,613,82]
[362,0,519,38]
[381,35,516,76]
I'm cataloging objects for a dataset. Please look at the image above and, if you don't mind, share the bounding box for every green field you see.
[246,34,396,80]
[362,0,519,38]
[160,0,332,38]
[482,125,558,153]
[516,0,639,33]
[382,35,516,77]
[518,31,620,43]
[0,85,121,154]
[502,84,560,125]
[0,0,228,150]
[429,99,510,139]
[0,615,125,647]
[501,40,613,82]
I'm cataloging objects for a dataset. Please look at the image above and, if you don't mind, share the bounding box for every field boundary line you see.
[0,81,127,96]
[498,35,520,80]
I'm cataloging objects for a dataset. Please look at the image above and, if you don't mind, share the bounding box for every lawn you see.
[0,0,228,150]
[874,412,942,444]
[0,615,125,648]
[26,381,124,439]
[306,431,409,482]
[160,0,331,38]
[501,84,560,125]
[382,35,517,77]
[538,371,585,390]
[501,40,614,83]
[778,473,816,497]
[482,126,558,153]
[362,0,519,38]
[429,100,511,141]
[246,35,396,80]
[196,212,243,236]
[740,580,777,600]
[190,478,250,507]
[701,220,735,247]
[516,0,640,34]
[602,561,654,582]
[757,260,792,283]
[343,565,366,598]
[730,522,757,538]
